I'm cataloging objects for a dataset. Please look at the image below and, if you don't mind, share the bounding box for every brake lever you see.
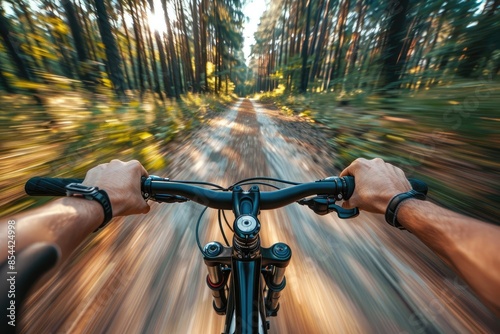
[298,196,359,219]
[155,194,189,203]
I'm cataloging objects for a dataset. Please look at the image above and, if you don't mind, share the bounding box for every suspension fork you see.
[203,243,292,316]
[261,243,292,316]
[204,185,291,331]
[203,242,231,315]
[203,184,263,316]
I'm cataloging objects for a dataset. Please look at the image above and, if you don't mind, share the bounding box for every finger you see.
[140,202,151,214]
[342,200,351,209]
[340,159,360,177]
[339,167,351,177]
[139,163,149,178]
[129,160,149,178]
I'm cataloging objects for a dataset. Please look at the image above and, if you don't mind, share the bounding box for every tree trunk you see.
[0,7,34,81]
[192,0,202,92]
[0,57,14,93]
[94,0,126,97]
[380,0,410,91]
[177,0,195,91]
[110,11,132,90]
[345,0,365,79]
[15,0,51,72]
[162,0,181,99]
[134,1,153,92]
[141,5,161,97]
[310,0,332,81]
[309,0,325,57]
[78,0,98,60]
[278,0,288,67]
[119,0,138,90]
[200,0,208,92]
[148,0,172,97]
[330,0,350,84]
[10,3,39,71]
[129,0,146,97]
[62,0,88,63]
[299,0,312,93]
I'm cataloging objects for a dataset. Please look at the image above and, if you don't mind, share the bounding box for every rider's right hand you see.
[340,158,412,214]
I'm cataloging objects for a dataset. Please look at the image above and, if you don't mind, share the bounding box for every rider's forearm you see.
[1,197,104,264]
[398,199,500,316]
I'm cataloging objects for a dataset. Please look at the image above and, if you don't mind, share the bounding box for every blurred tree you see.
[8,0,50,72]
[329,0,351,90]
[128,0,146,97]
[161,0,181,99]
[309,0,334,82]
[77,0,98,60]
[148,0,171,98]
[176,0,195,92]
[61,0,95,86]
[0,55,15,93]
[61,0,88,64]
[299,0,312,93]
[191,0,202,92]
[379,0,409,91]
[0,4,35,81]
[94,0,126,96]
[139,2,161,98]
[118,0,138,90]
[457,0,500,78]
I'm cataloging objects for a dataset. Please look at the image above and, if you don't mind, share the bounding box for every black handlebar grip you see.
[340,176,427,200]
[408,178,428,195]
[342,176,355,200]
[25,177,84,196]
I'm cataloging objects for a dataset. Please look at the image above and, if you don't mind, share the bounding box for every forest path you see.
[20,99,498,333]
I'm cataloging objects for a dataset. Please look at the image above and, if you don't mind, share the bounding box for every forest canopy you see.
[0,0,498,98]
[250,0,499,95]
[0,0,247,98]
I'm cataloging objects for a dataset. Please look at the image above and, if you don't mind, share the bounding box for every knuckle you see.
[355,157,369,166]
[128,160,141,168]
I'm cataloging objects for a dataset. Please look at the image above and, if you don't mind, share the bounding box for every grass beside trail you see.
[0,91,233,216]
[258,82,500,224]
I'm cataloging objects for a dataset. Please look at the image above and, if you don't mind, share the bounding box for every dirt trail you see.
[19,99,499,333]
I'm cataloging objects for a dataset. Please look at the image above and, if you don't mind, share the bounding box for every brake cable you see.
[195,177,304,254]
[196,206,209,253]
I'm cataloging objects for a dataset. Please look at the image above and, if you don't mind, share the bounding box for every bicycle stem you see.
[202,185,292,320]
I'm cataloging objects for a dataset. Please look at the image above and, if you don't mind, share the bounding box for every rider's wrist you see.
[58,197,105,230]
[65,183,113,231]
[385,190,426,230]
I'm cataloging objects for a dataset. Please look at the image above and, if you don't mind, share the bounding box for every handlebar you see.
[141,175,356,211]
[25,175,358,215]
[25,175,427,220]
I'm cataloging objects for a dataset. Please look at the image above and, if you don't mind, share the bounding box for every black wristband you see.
[65,183,113,232]
[385,189,426,230]
[93,189,113,231]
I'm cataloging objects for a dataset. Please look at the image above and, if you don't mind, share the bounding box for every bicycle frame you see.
[202,185,292,333]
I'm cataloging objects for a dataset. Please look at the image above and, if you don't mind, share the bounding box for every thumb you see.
[342,200,352,209]
[141,201,151,214]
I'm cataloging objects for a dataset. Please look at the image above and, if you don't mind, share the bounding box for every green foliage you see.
[0,92,231,216]
[250,0,499,97]
[260,81,500,223]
